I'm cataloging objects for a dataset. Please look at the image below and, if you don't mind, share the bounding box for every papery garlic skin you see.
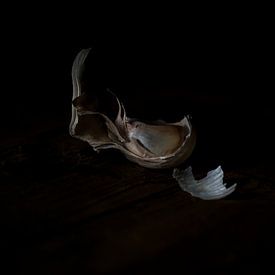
[69,48,196,169]
[173,166,237,200]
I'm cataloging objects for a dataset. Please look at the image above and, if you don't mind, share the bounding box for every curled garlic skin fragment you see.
[69,48,196,169]
[70,48,237,199]
[173,166,237,200]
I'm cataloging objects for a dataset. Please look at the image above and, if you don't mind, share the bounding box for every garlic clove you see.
[69,49,196,168]
[127,121,183,156]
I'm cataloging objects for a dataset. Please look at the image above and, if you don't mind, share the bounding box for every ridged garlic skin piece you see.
[173,166,237,200]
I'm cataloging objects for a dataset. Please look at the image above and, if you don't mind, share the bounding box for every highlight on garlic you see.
[173,166,237,200]
[69,48,237,200]
[69,48,196,169]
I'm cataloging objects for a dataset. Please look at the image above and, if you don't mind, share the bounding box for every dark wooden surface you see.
[1,89,275,274]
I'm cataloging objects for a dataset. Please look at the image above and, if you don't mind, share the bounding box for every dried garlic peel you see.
[173,166,237,200]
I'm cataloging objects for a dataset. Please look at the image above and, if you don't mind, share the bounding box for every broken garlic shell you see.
[173,166,237,200]
[69,48,196,168]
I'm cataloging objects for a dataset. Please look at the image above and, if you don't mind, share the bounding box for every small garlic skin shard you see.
[173,166,237,200]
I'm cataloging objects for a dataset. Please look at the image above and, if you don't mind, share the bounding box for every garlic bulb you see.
[69,48,196,169]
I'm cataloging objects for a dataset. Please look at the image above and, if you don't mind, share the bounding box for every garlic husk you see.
[69,48,196,168]
[173,166,237,200]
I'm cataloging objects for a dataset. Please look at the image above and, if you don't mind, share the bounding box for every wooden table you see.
[1,89,274,274]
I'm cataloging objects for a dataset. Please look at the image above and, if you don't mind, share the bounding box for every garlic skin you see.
[69,48,196,169]
[173,166,237,200]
